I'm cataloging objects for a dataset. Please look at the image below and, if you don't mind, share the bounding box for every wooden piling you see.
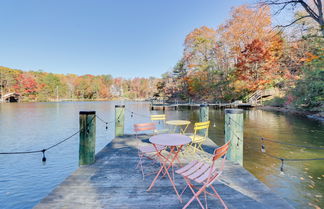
[115,105,125,137]
[79,111,96,166]
[199,104,209,135]
[225,109,244,166]
[199,104,209,122]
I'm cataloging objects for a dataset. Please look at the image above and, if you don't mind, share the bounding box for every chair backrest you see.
[134,123,156,133]
[207,140,231,186]
[213,140,231,161]
[192,121,210,140]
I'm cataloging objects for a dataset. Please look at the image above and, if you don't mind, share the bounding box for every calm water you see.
[0,102,323,209]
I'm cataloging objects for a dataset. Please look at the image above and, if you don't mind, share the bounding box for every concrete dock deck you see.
[34,135,294,209]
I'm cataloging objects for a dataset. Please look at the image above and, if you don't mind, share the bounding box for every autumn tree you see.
[218,5,273,65]
[36,73,67,101]
[13,73,38,100]
[184,26,217,70]
[235,37,285,92]
[0,66,20,94]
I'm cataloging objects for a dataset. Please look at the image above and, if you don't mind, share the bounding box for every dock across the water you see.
[150,102,254,111]
[34,135,293,209]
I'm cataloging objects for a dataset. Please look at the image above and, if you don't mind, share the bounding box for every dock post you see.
[115,105,125,137]
[199,104,209,122]
[225,109,243,166]
[79,111,96,165]
[199,104,209,135]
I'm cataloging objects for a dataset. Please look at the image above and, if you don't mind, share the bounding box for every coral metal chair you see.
[176,140,231,209]
[150,114,169,134]
[134,123,166,180]
[188,121,210,153]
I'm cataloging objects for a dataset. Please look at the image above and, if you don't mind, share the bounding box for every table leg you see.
[147,144,183,202]
[181,124,189,134]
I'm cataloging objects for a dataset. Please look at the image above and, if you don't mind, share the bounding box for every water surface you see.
[0,102,323,208]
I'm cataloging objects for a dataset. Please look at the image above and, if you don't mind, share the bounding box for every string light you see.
[280,158,284,173]
[261,138,266,153]
[42,149,47,162]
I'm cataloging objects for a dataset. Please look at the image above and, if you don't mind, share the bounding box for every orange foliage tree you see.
[218,5,273,65]
[235,37,286,92]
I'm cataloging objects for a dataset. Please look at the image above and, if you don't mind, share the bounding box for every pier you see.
[34,134,293,209]
[150,102,254,111]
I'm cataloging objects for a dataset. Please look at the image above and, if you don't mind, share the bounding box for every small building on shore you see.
[0,92,21,103]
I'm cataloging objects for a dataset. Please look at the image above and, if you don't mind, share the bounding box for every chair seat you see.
[138,144,165,153]
[176,160,218,183]
[189,135,206,143]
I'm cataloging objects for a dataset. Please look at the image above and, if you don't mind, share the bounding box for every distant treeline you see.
[0,66,160,102]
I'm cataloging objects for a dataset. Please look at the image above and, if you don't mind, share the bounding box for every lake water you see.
[0,101,323,209]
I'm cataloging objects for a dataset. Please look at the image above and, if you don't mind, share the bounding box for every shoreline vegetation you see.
[259,106,324,121]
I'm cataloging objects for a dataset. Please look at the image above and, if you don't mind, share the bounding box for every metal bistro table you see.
[147,134,192,202]
[166,120,191,134]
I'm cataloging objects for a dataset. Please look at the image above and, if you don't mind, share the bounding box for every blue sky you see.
[0,0,255,78]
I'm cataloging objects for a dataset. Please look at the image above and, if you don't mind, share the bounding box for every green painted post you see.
[199,104,209,135]
[199,104,209,122]
[115,105,125,137]
[225,109,243,166]
[79,111,96,166]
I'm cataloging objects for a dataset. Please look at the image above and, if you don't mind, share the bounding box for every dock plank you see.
[34,135,293,209]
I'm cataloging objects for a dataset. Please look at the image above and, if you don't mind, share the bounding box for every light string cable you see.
[0,115,99,162]
[124,107,152,119]
[95,108,124,130]
[225,116,324,172]
[226,116,324,150]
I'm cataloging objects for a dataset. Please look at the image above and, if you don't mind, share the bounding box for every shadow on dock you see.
[34,135,294,209]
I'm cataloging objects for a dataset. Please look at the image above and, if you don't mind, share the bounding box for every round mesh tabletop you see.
[165,120,190,126]
[149,134,191,146]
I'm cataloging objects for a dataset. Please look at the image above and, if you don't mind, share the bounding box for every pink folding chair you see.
[134,123,166,179]
[176,140,231,209]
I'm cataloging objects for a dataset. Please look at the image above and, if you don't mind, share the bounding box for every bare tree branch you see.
[299,1,319,22]
[260,0,324,37]
[276,15,311,27]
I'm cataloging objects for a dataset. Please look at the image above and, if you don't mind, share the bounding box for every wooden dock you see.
[34,135,293,209]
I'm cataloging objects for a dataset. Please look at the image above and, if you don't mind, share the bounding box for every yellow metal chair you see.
[150,114,169,134]
[188,121,210,153]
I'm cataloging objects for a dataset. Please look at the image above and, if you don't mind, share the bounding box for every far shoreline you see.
[258,106,324,122]
[2,100,323,122]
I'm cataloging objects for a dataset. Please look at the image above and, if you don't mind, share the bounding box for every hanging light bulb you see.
[261,144,266,153]
[261,138,266,153]
[213,123,216,128]
[280,158,284,173]
[42,149,47,162]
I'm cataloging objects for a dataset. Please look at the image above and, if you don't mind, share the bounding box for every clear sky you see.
[0,0,255,78]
